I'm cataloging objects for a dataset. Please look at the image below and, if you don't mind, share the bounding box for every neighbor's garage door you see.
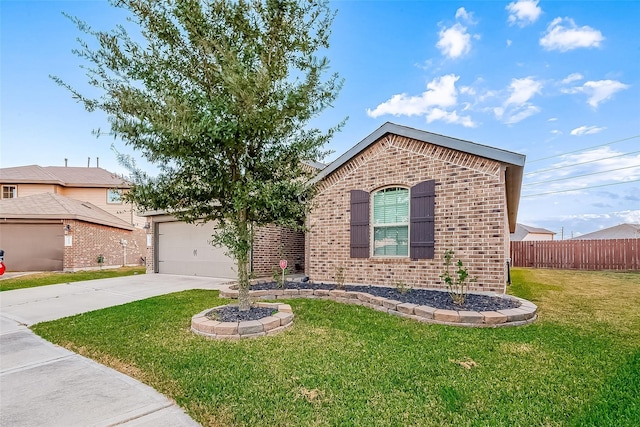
[0,223,63,271]
[156,221,236,278]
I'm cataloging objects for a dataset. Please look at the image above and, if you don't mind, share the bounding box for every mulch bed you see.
[250,281,520,312]
[206,306,276,322]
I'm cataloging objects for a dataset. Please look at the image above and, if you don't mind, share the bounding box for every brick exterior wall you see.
[307,133,509,293]
[252,225,305,278]
[63,220,147,271]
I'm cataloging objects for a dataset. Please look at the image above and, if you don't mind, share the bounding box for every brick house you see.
[0,165,146,271]
[306,122,525,293]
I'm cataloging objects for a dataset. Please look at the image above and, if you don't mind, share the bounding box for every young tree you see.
[54,0,343,310]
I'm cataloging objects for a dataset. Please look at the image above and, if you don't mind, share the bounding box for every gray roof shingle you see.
[0,193,134,230]
[0,165,130,188]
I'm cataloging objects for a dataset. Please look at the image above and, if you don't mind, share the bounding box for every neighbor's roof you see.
[571,223,640,240]
[0,193,134,230]
[0,165,130,188]
[311,122,526,232]
[510,223,556,241]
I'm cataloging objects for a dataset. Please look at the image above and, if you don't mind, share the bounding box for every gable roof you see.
[311,122,526,232]
[0,193,134,230]
[0,165,130,188]
[511,223,556,241]
[571,223,640,240]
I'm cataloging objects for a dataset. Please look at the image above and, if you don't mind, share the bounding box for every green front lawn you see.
[32,269,640,426]
[0,266,146,292]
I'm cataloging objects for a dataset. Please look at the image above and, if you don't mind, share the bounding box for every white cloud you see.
[583,80,630,107]
[505,105,540,124]
[540,17,604,51]
[561,73,583,84]
[426,108,477,128]
[366,75,478,128]
[562,79,630,107]
[570,125,606,136]
[550,129,562,135]
[505,77,543,106]
[493,77,543,124]
[506,39,512,47]
[437,23,471,59]
[366,74,459,118]
[548,117,558,122]
[455,7,475,24]
[506,0,542,27]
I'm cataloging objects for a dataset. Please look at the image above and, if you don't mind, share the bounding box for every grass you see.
[0,266,146,292]
[32,268,640,426]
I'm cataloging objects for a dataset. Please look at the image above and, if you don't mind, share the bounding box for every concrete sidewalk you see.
[0,274,230,426]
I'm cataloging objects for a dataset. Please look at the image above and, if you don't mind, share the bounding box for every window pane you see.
[374,226,409,256]
[373,188,409,225]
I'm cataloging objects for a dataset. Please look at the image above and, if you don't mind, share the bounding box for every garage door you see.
[0,223,63,271]
[156,221,237,278]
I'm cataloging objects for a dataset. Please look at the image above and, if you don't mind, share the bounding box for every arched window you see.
[350,180,435,259]
[372,187,409,256]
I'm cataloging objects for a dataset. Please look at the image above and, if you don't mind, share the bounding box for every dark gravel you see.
[250,281,520,312]
[206,306,276,322]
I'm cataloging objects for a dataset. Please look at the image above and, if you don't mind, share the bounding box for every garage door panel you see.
[157,222,237,278]
[0,224,63,271]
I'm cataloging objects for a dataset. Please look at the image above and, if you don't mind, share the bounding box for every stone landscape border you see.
[218,282,537,327]
[191,302,294,339]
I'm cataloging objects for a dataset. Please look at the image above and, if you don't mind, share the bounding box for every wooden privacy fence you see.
[510,239,640,270]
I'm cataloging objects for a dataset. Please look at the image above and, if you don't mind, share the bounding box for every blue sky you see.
[2,0,639,237]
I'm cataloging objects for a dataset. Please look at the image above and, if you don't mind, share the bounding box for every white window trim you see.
[2,185,17,199]
[107,188,123,204]
[371,186,410,258]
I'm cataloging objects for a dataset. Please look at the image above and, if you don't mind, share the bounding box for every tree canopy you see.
[55,0,343,308]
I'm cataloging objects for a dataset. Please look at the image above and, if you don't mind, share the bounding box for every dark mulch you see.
[206,306,276,322]
[250,281,520,312]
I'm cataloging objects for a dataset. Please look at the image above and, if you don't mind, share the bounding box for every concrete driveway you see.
[0,274,230,427]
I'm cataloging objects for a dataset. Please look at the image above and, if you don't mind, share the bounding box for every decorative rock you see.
[215,282,537,328]
[433,309,460,323]
[457,310,484,324]
[259,316,281,331]
[237,320,264,335]
[396,303,418,315]
[480,311,507,324]
[274,312,293,326]
[382,299,401,310]
[414,305,436,319]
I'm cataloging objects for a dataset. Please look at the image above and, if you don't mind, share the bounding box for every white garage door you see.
[157,221,237,278]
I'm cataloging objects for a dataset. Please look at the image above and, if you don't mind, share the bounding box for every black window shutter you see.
[350,190,370,258]
[410,180,435,259]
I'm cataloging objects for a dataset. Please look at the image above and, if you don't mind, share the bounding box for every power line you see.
[523,164,640,186]
[524,150,640,176]
[521,178,640,198]
[528,135,640,163]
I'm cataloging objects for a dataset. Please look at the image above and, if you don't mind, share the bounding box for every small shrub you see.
[395,281,412,295]
[272,266,289,288]
[97,254,105,268]
[440,249,475,305]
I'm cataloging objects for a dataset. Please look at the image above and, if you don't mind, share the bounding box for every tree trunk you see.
[237,209,251,311]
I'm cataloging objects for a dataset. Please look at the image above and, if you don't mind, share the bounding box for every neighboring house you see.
[570,223,640,240]
[510,223,556,241]
[306,122,526,293]
[0,165,145,228]
[0,193,146,271]
[0,165,147,271]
